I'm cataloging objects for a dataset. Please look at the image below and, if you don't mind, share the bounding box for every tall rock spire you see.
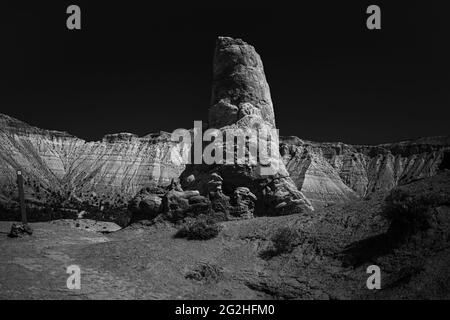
[181,37,314,216]
[209,37,276,129]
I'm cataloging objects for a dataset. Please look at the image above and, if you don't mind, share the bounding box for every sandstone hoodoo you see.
[0,113,184,224]
[181,36,314,216]
[209,37,276,128]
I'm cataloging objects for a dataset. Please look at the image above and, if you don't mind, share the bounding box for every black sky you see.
[2,1,449,144]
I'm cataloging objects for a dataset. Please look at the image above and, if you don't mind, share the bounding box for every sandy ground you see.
[0,219,276,299]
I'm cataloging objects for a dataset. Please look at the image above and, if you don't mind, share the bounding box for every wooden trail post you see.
[16,170,27,224]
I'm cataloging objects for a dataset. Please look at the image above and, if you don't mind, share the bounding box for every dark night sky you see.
[2,1,449,144]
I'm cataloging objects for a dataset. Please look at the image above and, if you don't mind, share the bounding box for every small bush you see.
[175,218,221,240]
[271,227,300,254]
[185,263,223,283]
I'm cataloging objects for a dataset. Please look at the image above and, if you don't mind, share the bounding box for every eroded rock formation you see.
[0,37,449,222]
[209,37,275,128]
[182,37,314,216]
[281,136,450,208]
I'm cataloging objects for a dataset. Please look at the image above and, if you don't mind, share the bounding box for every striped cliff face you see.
[280,136,450,208]
[1,33,449,215]
[0,114,184,213]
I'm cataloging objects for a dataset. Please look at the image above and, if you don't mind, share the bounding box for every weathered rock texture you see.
[0,113,184,219]
[0,37,449,220]
[8,223,33,238]
[281,136,450,208]
[162,190,211,222]
[182,37,314,216]
[128,185,166,221]
[229,187,257,220]
[209,37,276,128]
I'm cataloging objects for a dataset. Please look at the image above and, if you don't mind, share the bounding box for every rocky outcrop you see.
[0,37,449,220]
[128,186,166,220]
[162,190,211,222]
[1,117,448,218]
[209,37,275,128]
[206,173,231,218]
[182,37,314,216]
[229,187,256,220]
[8,223,33,238]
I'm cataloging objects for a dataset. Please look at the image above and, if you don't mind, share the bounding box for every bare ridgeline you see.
[0,37,450,299]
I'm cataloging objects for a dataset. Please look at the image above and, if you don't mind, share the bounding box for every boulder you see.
[230,187,257,219]
[207,172,224,193]
[209,191,231,220]
[168,179,183,192]
[128,186,167,221]
[8,223,33,238]
[137,194,162,217]
[238,102,262,120]
[129,188,164,220]
[162,190,211,221]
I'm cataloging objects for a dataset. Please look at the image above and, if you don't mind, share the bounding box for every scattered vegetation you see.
[175,216,221,240]
[260,226,303,259]
[185,263,224,283]
[271,226,301,254]
[341,185,450,268]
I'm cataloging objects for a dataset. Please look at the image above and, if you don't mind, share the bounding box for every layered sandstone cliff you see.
[0,114,183,212]
[1,112,448,216]
[1,37,449,218]
[280,136,450,208]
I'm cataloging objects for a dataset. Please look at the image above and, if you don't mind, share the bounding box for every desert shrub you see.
[271,226,300,254]
[383,189,449,229]
[175,218,221,240]
[204,211,228,223]
[439,151,450,170]
[185,263,223,283]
